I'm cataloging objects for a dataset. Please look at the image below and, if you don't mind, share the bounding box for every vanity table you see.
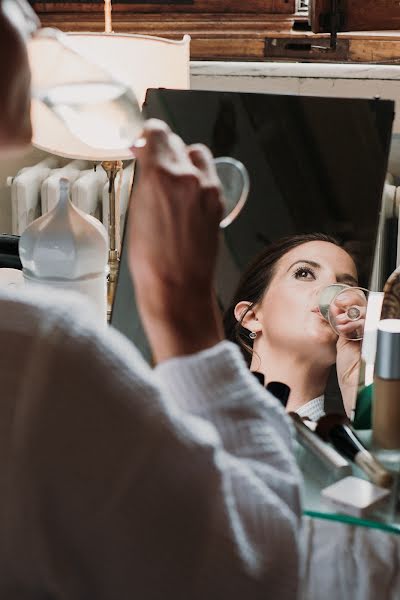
[298,430,400,600]
[296,430,400,536]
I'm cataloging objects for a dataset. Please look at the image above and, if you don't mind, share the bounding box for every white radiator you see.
[72,168,107,221]
[41,160,89,214]
[10,157,58,236]
[8,160,134,240]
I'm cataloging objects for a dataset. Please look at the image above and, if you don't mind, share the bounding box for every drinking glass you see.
[318,284,369,341]
[28,28,249,228]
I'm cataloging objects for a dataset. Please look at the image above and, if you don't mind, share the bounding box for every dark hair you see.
[223,233,345,366]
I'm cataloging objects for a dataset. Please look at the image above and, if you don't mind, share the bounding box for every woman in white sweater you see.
[0,2,301,598]
[224,233,363,420]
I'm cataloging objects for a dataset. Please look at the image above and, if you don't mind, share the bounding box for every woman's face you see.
[252,241,358,366]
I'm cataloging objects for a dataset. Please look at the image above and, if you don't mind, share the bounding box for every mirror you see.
[111,90,394,416]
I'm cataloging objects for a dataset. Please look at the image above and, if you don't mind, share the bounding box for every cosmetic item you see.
[266,381,290,408]
[315,414,393,488]
[289,412,351,478]
[321,476,390,518]
[353,383,373,430]
[373,319,400,450]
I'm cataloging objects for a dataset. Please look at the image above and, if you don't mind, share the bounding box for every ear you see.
[234,301,263,333]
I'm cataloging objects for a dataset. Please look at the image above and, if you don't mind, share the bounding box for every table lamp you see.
[27,1,190,315]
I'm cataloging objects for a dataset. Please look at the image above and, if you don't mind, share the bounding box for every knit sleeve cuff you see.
[155,341,288,422]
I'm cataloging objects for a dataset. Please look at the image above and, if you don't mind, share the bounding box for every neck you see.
[250,344,331,412]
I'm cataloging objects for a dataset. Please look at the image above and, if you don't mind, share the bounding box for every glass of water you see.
[318,283,369,341]
[28,28,250,228]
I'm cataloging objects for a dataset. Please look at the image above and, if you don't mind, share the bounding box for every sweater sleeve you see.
[154,341,302,600]
[155,342,302,592]
[155,341,301,509]
[1,296,301,600]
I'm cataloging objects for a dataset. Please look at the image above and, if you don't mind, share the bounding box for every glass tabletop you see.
[295,430,400,535]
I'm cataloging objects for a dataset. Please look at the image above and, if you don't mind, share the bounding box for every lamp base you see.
[102,160,123,319]
[107,248,119,320]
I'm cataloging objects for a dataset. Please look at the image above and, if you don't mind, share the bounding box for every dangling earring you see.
[249,331,257,340]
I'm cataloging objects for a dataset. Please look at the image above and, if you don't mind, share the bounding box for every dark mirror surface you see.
[111,90,394,370]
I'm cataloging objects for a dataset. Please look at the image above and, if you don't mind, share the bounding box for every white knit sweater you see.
[0,287,301,599]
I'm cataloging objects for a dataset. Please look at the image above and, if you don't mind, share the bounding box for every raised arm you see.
[128,120,302,596]
[127,120,224,363]
[2,120,301,596]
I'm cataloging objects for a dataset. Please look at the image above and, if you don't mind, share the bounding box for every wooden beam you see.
[34,11,296,61]
[33,1,296,15]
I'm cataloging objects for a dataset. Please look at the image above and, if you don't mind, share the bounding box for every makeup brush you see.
[266,381,290,408]
[289,412,351,477]
[315,414,393,489]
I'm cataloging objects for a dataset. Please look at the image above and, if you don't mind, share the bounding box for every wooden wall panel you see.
[263,31,400,63]
[32,1,400,62]
[349,38,400,63]
[32,1,297,59]
[33,1,296,15]
[310,0,400,34]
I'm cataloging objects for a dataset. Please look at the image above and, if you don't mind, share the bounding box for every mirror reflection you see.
[112,90,394,419]
[223,234,363,420]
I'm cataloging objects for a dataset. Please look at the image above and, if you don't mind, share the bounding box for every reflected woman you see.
[223,233,363,420]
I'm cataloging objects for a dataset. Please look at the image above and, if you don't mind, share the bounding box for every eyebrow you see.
[287,259,358,286]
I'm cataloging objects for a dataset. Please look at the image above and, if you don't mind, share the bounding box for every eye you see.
[293,266,316,281]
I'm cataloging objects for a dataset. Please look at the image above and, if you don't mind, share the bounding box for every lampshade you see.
[28,32,191,161]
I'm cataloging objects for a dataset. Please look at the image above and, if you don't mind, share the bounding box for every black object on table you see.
[0,235,22,270]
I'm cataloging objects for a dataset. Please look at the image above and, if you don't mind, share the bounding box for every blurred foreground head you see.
[0,0,40,157]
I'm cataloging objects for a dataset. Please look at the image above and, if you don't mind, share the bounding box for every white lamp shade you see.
[28,33,190,160]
